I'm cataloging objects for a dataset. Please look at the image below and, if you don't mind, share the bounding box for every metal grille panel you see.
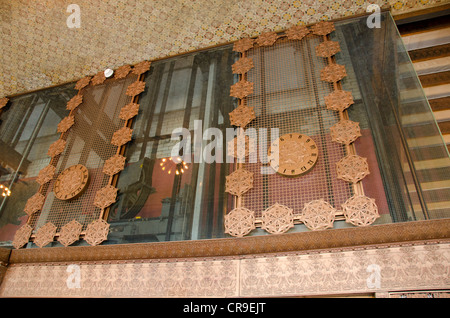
[29,75,138,232]
[242,36,353,216]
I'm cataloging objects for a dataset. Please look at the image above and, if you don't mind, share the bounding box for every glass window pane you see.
[107,45,236,244]
[0,83,77,247]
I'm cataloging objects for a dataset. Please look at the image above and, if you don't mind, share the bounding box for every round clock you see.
[54,164,89,200]
[268,133,318,176]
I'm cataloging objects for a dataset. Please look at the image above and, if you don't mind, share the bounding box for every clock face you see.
[54,164,89,200]
[268,133,318,176]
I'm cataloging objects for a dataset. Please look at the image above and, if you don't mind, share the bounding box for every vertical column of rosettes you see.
[225,25,306,237]
[88,61,151,246]
[62,71,108,247]
[225,36,256,237]
[314,21,379,227]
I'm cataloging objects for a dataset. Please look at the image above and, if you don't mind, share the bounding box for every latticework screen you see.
[242,36,353,217]
[28,74,138,232]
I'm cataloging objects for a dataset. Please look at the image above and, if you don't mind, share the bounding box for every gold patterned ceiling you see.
[0,0,446,97]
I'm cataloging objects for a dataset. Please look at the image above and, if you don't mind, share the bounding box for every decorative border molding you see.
[1,239,448,298]
[7,219,450,265]
[0,248,11,264]
[0,248,10,287]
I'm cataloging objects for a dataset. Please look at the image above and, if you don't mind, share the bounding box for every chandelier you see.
[159,157,189,175]
[0,184,11,197]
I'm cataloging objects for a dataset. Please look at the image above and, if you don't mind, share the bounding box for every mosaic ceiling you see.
[0,0,446,97]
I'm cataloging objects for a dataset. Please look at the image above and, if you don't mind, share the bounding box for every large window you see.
[242,33,353,232]
[107,47,236,243]
[0,12,448,248]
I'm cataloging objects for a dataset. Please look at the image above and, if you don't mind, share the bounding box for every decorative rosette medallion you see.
[53,164,89,201]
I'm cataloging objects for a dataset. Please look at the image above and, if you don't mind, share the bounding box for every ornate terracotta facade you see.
[1,1,449,299]
[1,218,449,297]
[1,1,447,98]
[0,241,448,297]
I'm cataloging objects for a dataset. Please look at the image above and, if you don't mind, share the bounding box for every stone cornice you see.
[8,219,450,265]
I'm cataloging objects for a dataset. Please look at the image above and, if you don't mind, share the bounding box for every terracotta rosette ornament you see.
[57,115,75,133]
[256,31,278,47]
[103,154,126,176]
[24,192,45,216]
[12,224,33,249]
[231,57,254,74]
[315,40,341,58]
[33,222,57,248]
[66,94,83,111]
[229,105,256,128]
[336,154,370,183]
[126,80,146,96]
[230,80,254,99]
[268,133,319,177]
[84,219,110,246]
[320,63,347,83]
[233,37,254,53]
[74,76,91,90]
[0,97,9,110]
[330,119,362,145]
[261,203,294,235]
[300,199,336,231]
[224,207,256,237]
[47,138,66,157]
[132,60,151,75]
[91,71,106,86]
[310,21,335,36]
[93,185,118,209]
[114,65,131,79]
[324,89,354,112]
[285,25,310,41]
[225,168,254,197]
[36,164,56,185]
[342,195,379,227]
[119,102,140,121]
[58,220,83,247]
[53,164,89,201]
[111,126,133,147]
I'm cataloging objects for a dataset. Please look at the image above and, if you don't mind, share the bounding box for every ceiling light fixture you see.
[159,157,189,176]
[104,68,114,78]
[0,184,11,197]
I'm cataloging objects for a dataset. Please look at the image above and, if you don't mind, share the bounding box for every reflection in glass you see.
[107,46,237,244]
